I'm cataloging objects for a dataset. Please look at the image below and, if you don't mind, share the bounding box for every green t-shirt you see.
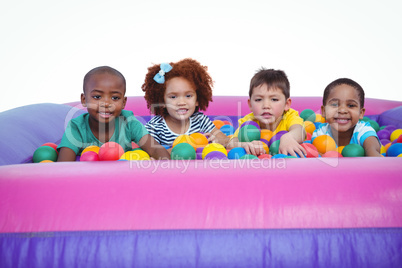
[58,110,149,155]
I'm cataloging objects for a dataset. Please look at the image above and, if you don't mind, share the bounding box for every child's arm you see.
[205,127,231,147]
[278,124,307,157]
[226,137,266,156]
[138,134,171,160]
[57,147,77,161]
[363,136,382,157]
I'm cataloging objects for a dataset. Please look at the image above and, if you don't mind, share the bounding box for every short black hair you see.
[249,68,290,99]
[83,66,126,93]
[323,78,365,107]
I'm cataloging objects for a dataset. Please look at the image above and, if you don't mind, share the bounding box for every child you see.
[312,78,381,156]
[57,66,170,161]
[141,58,229,149]
[227,68,306,157]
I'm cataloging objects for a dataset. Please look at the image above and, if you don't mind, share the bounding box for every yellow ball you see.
[337,146,345,154]
[315,114,326,123]
[202,143,227,159]
[304,121,316,135]
[121,150,150,160]
[172,135,197,150]
[380,144,387,155]
[397,154,402,157]
[390,129,402,142]
[81,145,100,155]
[40,160,54,163]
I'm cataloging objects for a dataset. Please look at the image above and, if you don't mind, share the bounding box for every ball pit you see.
[1,96,402,267]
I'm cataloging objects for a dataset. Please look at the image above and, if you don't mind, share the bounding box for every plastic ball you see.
[386,143,402,157]
[271,153,287,159]
[397,135,402,143]
[268,131,288,147]
[300,109,316,122]
[322,151,343,157]
[204,151,228,160]
[41,142,58,154]
[39,160,54,163]
[341,144,365,157]
[261,142,269,154]
[33,146,58,163]
[337,146,345,154]
[260,129,274,141]
[80,151,100,161]
[304,121,316,134]
[172,135,197,150]
[196,147,204,160]
[390,129,402,142]
[171,143,196,160]
[189,133,208,148]
[121,150,150,161]
[240,154,259,160]
[227,147,247,159]
[241,121,261,130]
[315,113,326,123]
[213,120,225,129]
[376,129,390,140]
[269,140,280,156]
[312,135,337,154]
[380,139,391,146]
[222,120,233,126]
[258,154,272,159]
[98,142,124,161]
[202,143,227,159]
[368,120,380,132]
[220,125,235,136]
[81,145,100,155]
[238,125,261,142]
[300,143,319,158]
[305,132,312,141]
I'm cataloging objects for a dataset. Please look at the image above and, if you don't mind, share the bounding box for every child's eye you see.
[169,95,176,99]
[112,96,120,101]
[348,104,357,108]
[255,98,262,102]
[271,98,278,102]
[186,94,193,98]
[92,95,101,100]
[329,102,338,107]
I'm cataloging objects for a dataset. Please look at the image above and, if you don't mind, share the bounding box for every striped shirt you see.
[312,121,379,146]
[145,112,215,147]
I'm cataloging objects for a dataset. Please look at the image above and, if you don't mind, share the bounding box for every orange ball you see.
[82,145,100,155]
[189,133,209,148]
[337,146,345,154]
[312,135,337,154]
[213,120,225,129]
[383,142,392,153]
[260,129,274,141]
[315,114,326,123]
[304,121,316,135]
[261,142,269,154]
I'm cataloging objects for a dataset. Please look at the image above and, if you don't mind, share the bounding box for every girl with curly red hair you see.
[142,58,229,149]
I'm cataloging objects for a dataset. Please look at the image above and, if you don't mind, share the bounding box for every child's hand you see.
[243,140,266,156]
[204,132,215,143]
[279,133,306,157]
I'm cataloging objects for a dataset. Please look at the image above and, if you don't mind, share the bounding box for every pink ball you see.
[98,142,124,161]
[80,151,99,161]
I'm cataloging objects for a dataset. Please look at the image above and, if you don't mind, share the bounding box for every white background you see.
[1,0,401,113]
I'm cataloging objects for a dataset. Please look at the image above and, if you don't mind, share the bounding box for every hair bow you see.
[153,63,173,84]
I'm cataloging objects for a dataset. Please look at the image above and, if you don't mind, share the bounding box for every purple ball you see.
[384,125,397,133]
[260,138,269,146]
[268,131,288,147]
[204,151,228,160]
[380,139,391,146]
[241,121,260,130]
[377,129,390,140]
[196,147,204,160]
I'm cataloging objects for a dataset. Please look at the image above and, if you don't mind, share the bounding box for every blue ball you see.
[228,147,247,159]
[386,143,402,157]
[220,124,235,136]
[272,153,288,159]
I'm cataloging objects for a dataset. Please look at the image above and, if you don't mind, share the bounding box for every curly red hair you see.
[141,58,214,116]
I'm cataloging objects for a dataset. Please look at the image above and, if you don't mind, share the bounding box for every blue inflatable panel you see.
[1,228,401,268]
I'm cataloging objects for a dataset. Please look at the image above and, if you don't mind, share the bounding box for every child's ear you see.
[81,93,87,107]
[122,96,127,109]
[284,98,291,111]
[320,105,326,117]
[359,107,366,119]
[248,99,251,110]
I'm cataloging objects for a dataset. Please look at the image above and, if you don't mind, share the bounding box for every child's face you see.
[164,77,198,122]
[248,84,291,128]
[321,84,365,134]
[81,73,127,125]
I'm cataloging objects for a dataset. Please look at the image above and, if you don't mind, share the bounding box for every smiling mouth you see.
[99,112,113,118]
[335,118,350,124]
[177,109,188,115]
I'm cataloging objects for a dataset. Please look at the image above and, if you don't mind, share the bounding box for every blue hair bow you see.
[153,63,173,84]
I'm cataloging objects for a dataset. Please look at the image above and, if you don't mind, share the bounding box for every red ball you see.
[322,151,343,158]
[80,151,100,161]
[300,143,319,158]
[258,154,272,159]
[397,135,402,144]
[98,142,124,161]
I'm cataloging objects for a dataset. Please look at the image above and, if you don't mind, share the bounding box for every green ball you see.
[171,143,196,160]
[341,144,365,157]
[361,116,371,122]
[238,125,261,142]
[269,140,280,156]
[300,109,316,122]
[239,154,259,159]
[368,120,380,132]
[33,146,58,163]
